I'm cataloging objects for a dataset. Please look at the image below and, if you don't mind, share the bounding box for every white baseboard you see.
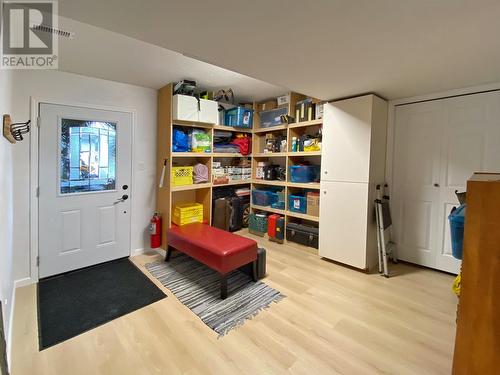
[14,277,34,289]
[6,285,16,371]
[7,277,35,367]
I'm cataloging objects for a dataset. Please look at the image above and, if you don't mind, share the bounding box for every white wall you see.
[0,71,15,354]
[8,70,157,287]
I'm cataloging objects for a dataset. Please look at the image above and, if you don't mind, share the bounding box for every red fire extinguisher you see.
[149,213,162,249]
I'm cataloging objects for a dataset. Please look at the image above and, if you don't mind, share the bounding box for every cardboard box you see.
[277,94,290,107]
[259,100,277,112]
[306,192,320,217]
[315,102,324,119]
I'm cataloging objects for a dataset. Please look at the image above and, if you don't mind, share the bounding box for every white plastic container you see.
[173,94,198,121]
[173,94,218,124]
[199,98,218,124]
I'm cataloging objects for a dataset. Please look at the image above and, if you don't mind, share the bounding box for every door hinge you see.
[36,256,40,266]
[36,116,41,128]
[36,187,40,197]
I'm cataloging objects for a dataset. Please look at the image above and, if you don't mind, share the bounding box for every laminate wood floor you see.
[11,230,457,375]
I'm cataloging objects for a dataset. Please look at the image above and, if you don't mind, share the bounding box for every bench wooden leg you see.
[220,274,228,300]
[165,246,173,262]
[252,260,258,282]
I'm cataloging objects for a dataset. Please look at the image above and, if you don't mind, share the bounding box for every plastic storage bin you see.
[172,203,204,226]
[259,107,288,128]
[271,201,285,210]
[449,204,466,260]
[172,166,193,186]
[252,189,279,207]
[173,94,218,123]
[224,107,254,128]
[288,195,307,214]
[249,212,268,236]
[289,165,320,183]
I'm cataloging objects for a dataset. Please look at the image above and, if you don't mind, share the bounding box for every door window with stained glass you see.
[60,119,117,194]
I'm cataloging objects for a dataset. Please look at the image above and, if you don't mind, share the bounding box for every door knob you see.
[434,183,440,187]
[115,194,129,203]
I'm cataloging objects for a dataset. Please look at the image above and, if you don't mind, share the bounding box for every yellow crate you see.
[172,166,193,186]
[172,203,204,226]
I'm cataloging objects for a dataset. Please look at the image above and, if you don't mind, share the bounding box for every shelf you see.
[287,182,321,189]
[213,179,251,187]
[251,204,285,215]
[212,153,250,158]
[172,119,214,129]
[213,125,253,133]
[286,211,320,222]
[172,152,211,158]
[288,119,322,129]
[252,179,287,186]
[253,124,288,134]
[171,182,212,192]
[254,152,287,157]
[288,151,322,157]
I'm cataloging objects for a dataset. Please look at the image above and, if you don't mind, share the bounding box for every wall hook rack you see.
[3,114,31,143]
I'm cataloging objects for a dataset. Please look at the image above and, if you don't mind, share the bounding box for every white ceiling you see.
[57,0,500,100]
[56,17,286,102]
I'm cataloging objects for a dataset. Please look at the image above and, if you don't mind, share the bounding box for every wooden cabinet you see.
[319,95,388,270]
[452,173,500,375]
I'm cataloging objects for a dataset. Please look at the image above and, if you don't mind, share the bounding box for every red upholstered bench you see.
[166,223,258,299]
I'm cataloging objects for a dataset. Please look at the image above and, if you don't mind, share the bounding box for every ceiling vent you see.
[31,24,75,39]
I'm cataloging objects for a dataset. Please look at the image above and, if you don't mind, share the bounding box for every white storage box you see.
[199,98,218,124]
[173,94,218,124]
[173,94,199,122]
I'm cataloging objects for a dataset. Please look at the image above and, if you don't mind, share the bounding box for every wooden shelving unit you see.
[213,124,252,133]
[254,152,287,158]
[212,153,248,158]
[156,83,253,249]
[288,151,321,157]
[214,179,252,187]
[172,119,214,129]
[286,211,320,222]
[287,182,320,189]
[156,84,322,249]
[251,204,286,215]
[250,93,322,246]
[171,182,212,192]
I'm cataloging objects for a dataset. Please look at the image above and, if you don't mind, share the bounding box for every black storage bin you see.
[286,223,319,249]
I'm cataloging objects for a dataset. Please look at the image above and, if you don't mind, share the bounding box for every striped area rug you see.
[145,253,285,336]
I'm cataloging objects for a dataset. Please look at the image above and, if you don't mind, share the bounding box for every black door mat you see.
[37,257,166,350]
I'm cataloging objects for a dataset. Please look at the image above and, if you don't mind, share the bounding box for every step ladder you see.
[375,184,397,278]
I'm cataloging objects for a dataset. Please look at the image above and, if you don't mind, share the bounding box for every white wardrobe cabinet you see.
[319,95,388,270]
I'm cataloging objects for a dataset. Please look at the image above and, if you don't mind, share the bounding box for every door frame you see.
[29,97,136,284]
[385,81,500,267]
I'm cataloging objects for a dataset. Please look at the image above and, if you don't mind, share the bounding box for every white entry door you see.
[39,103,132,278]
[393,91,500,274]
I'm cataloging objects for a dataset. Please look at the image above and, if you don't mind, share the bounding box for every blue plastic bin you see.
[271,201,285,210]
[224,107,253,128]
[289,165,320,183]
[252,189,279,207]
[449,204,466,260]
[288,195,307,214]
